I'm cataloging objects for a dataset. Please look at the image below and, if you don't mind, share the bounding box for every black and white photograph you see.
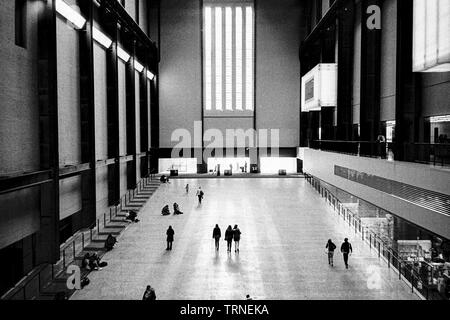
[0,0,449,316]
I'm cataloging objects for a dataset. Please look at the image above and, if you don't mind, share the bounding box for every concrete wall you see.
[159,0,304,149]
[57,15,82,220]
[0,1,41,249]
[0,1,40,175]
[255,0,303,147]
[94,42,109,215]
[421,73,450,118]
[304,149,450,239]
[159,0,202,148]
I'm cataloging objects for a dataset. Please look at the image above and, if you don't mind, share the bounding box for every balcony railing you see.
[309,140,450,167]
[304,174,450,300]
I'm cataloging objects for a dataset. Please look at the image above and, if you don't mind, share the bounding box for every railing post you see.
[388,249,390,268]
[63,249,66,269]
[104,213,106,229]
[97,219,100,234]
[378,241,380,258]
[73,241,76,261]
[399,262,402,280]
[90,228,93,241]
[369,234,372,249]
[82,232,85,249]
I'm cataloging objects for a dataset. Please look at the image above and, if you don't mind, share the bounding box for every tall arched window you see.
[203,1,254,113]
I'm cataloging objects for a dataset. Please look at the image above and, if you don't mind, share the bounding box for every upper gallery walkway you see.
[71,178,420,300]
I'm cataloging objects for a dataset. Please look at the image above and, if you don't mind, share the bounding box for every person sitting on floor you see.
[161,205,171,216]
[160,175,170,183]
[125,210,139,223]
[173,202,183,215]
[81,253,92,270]
[89,252,107,270]
[104,233,117,251]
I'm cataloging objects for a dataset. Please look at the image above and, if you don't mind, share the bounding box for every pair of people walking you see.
[326,238,353,268]
[213,225,241,253]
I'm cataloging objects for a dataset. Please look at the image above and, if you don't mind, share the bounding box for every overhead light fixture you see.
[117,47,130,62]
[146,70,155,80]
[413,0,450,72]
[93,27,112,49]
[55,0,86,30]
[134,60,144,73]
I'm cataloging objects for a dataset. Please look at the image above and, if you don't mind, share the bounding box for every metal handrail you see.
[305,174,445,300]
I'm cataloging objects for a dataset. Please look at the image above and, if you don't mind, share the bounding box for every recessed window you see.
[203,2,254,112]
[15,0,27,48]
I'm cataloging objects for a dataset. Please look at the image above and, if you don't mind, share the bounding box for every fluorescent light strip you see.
[93,27,112,49]
[117,47,130,62]
[134,60,144,73]
[147,70,155,80]
[55,0,86,29]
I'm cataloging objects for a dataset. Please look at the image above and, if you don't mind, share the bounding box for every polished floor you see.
[71,178,419,300]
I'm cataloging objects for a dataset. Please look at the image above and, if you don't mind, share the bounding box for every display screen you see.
[305,78,314,102]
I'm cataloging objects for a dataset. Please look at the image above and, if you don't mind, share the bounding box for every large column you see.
[359,0,382,156]
[394,0,421,162]
[103,12,121,206]
[78,0,96,229]
[37,0,60,264]
[336,2,355,144]
[126,39,137,189]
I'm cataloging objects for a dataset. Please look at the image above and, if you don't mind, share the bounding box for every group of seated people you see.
[81,252,108,271]
[125,210,139,223]
[161,203,183,216]
[160,175,170,183]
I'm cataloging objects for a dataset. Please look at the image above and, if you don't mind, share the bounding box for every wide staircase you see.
[1,176,160,300]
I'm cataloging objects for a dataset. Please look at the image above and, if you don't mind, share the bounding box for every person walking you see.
[340,238,353,269]
[166,226,175,251]
[212,224,221,251]
[233,225,241,253]
[225,225,233,252]
[196,187,204,205]
[185,184,189,194]
[142,285,156,301]
[325,239,337,267]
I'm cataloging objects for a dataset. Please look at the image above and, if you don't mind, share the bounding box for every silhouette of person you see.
[212,224,221,251]
[166,226,175,251]
[340,238,353,269]
[233,225,241,253]
[326,239,337,267]
[225,225,233,252]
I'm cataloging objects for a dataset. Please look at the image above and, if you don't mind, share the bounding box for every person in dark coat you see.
[326,239,337,267]
[225,225,233,252]
[196,187,204,205]
[212,224,221,251]
[173,203,183,215]
[340,238,353,269]
[161,205,171,216]
[142,285,156,301]
[105,233,117,251]
[166,226,175,250]
[233,225,241,253]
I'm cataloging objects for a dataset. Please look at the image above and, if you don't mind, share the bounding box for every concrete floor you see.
[71,178,419,300]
